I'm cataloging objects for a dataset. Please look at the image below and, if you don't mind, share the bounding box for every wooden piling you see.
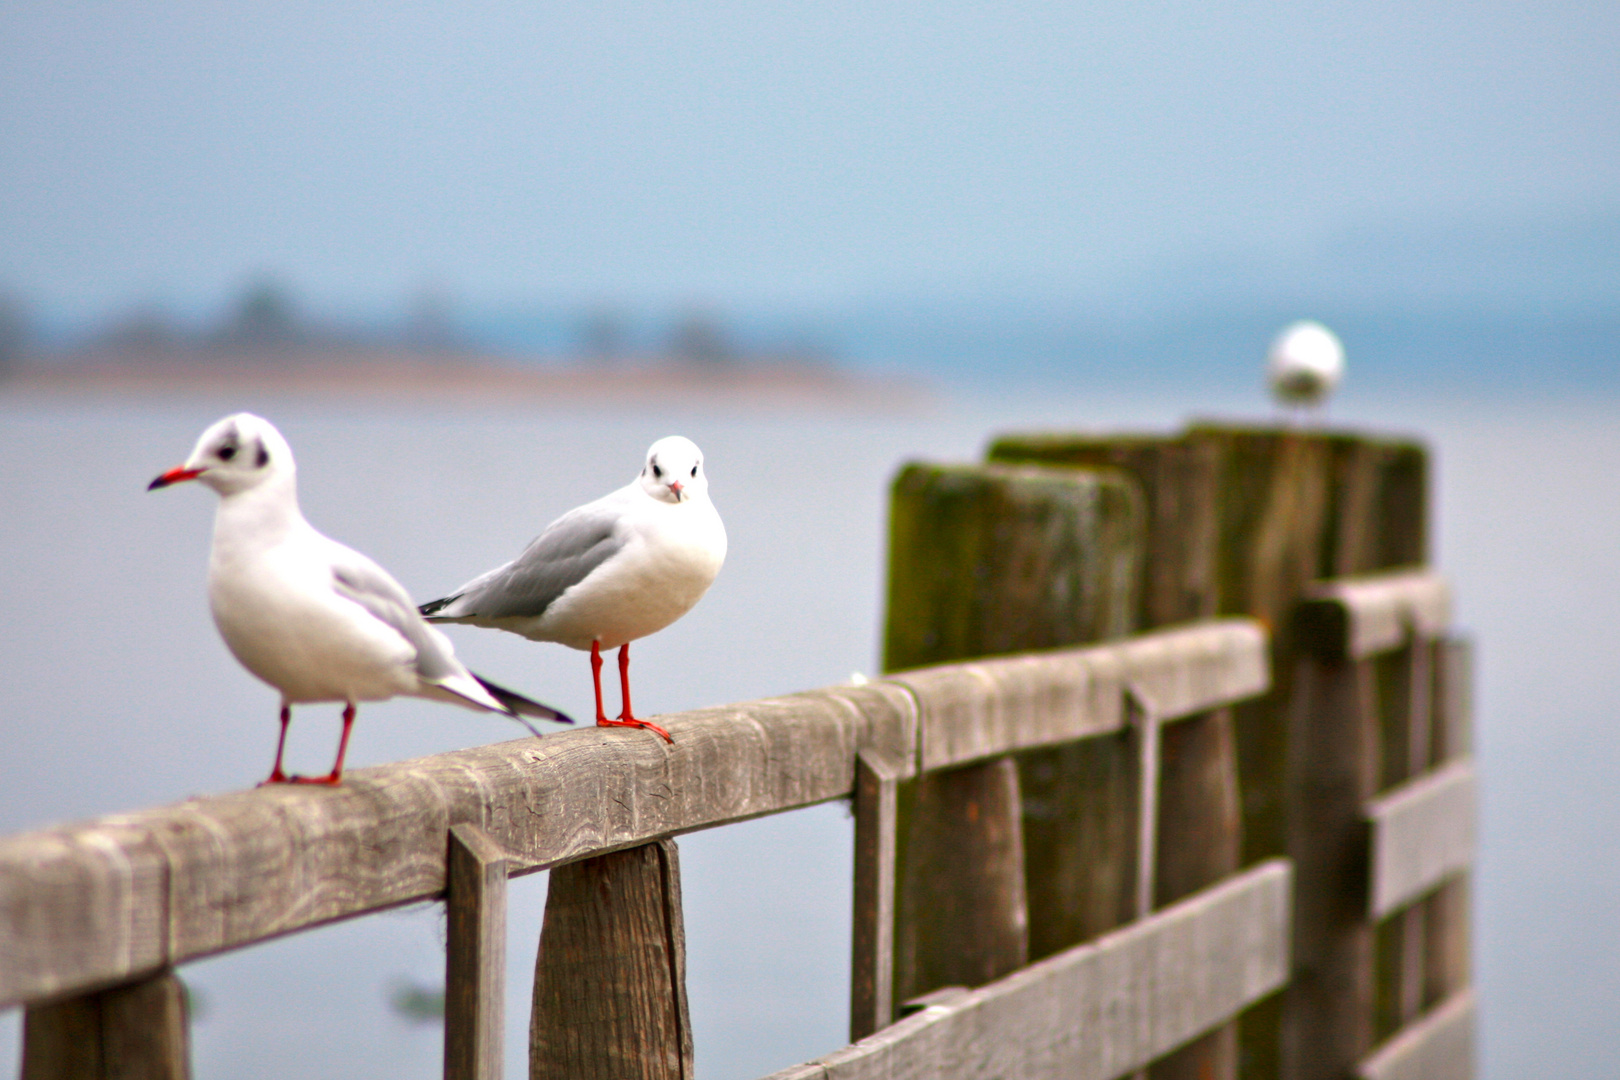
[530,840,692,1080]
[22,969,192,1080]
[883,462,1141,1005]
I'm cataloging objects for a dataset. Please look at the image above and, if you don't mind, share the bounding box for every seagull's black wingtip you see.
[471,673,573,730]
[418,593,461,619]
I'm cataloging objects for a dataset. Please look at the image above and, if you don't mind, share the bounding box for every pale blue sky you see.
[2,1,1617,318]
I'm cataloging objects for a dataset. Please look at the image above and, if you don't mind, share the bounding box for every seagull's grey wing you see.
[423,501,626,622]
[327,546,463,683]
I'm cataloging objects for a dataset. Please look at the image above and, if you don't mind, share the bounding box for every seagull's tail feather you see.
[472,673,576,729]
[418,594,462,620]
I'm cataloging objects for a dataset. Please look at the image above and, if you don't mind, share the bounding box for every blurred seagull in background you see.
[149,413,571,785]
[1267,320,1345,411]
[420,436,727,744]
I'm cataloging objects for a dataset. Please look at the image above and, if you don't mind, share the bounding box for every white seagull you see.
[149,413,571,785]
[420,436,727,744]
[1267,320,1345,409]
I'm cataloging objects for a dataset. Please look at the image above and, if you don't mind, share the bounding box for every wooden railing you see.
[3,619,1279,1079]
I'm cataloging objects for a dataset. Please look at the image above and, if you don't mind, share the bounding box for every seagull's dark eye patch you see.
[255,441,269,468]
[690,464,697,477]
[217,443,237,461]
[652,463,662,478]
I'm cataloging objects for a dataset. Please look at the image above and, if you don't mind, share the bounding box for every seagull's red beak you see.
[148,466,205,491]
[668,480,683,500]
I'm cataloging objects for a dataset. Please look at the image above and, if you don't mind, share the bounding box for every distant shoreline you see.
[1,349,930,410]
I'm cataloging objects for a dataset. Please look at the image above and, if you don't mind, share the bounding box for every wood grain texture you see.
[1365,760,1476,922]
[1354,990,1474,1080]
[780,861,1291,1080]
[530,839,691,1080]
[445,825,508,1080]
[895,758,1029,1001]
[22,968,192,1080]
[850,750,901,1041]
[1295,571,1450,662]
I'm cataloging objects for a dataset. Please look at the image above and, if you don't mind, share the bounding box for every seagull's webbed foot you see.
[597,715,675,744]
[286,772,344,786]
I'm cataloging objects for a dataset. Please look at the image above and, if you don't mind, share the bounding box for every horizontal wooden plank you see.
[778,860,1291,1080]
[1297,571,1450,661]
[891,619,1268,771]
[1366,759,1477,919]
[1356,989,1475,1080]
[0,682,915,1008]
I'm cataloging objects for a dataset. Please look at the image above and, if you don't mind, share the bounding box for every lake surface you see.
[1,382,1614,1079]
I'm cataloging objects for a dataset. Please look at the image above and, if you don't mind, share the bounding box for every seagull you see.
[420,436,726,744]
[149,413,571,785]
[1267,320,1345,410]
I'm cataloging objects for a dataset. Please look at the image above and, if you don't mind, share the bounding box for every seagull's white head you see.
[638,436,708,505]
[1267,321,1345,407]
[148,412,296,498]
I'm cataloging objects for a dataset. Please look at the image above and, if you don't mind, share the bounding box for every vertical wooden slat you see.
[883,461,1141,1001]
[22,969,192,1080]
[1151,705,1244,1080]
[1426,638,1474,1007]
[446,824,509,1080]
[1133,699,1161,921]
[1395,640,1435,1028]
[530,840,691,1080]
[850,750,900,1041]
[1283,651,1380,1080]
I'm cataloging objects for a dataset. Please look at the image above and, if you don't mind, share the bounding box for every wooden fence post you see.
[446,824,509,1080]
[1427,638,1473,1005]
[530,839,691,1080]
[22,969,192,1080]
[883,462,1141,1006]
[850,749,901,1041]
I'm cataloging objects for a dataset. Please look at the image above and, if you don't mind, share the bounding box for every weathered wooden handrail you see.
[0,617,1264,1011]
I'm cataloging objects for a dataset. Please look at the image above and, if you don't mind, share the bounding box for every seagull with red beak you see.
[420,436,726,743]
[150,412,571,785]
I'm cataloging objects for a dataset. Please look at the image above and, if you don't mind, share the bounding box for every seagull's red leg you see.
[591,640,608,724]
[259,705,293,785]
[619,642,634,721]
[595,642,673,743]
[291,702,355,786]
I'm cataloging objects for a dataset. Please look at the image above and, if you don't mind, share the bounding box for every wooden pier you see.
[0,424,1475,1080]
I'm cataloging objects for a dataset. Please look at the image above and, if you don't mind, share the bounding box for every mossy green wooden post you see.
[883,462,1141,1008]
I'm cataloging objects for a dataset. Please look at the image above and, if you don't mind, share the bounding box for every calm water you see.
[1,384,1615,1079]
